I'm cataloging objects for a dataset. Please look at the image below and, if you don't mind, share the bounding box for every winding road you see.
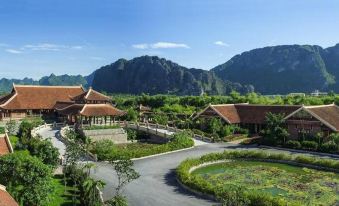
[36,126,339,206]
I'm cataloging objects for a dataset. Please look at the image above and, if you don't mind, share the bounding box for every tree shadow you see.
[163,169,217,203]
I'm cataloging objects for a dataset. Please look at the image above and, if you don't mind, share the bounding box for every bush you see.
[0,126,5,134]
[27,137,60,168]
[126,128,137,141]
[301,141,318,151]
[106,195,128,206]
[93,140,116,160]
[285,140,301,149]
[0,152,53,206]
[320,141,338,153]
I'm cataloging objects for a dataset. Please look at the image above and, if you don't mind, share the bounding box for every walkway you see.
[37,127,66,158]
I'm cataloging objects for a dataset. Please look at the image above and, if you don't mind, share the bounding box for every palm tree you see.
[82,162,96,176]
[82,178,106,206]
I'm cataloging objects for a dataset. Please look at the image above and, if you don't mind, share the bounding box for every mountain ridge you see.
[1,43,339,95]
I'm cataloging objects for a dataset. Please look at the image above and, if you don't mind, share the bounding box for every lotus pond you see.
[192,160,339,205]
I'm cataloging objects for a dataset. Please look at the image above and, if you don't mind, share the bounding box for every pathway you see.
[37,127,66,158]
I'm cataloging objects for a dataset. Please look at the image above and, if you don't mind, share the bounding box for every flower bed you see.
[176,150,339,206]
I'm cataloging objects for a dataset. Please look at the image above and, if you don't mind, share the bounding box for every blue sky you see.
[0,0,339,79]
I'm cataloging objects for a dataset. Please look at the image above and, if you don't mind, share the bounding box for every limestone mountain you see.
[91,56,252,95]
[212,44,339,94]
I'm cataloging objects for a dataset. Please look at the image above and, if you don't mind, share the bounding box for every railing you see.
[83,121,213,142]
[31,122,66,137]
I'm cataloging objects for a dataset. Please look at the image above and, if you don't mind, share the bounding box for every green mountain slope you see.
[91,56,252,95]
[212,44,339,94]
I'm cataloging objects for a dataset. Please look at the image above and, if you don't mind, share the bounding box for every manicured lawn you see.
[49,175,80,206]
[192,161,339,205]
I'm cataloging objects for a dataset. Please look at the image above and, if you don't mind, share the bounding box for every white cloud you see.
[5,49,22,54]
[23,43,65,51]
[151,42,189,49]
[132,44,149,49]
[214,41,229,47]
[71,46,83,50]
[132,42,190,49]
[22,43,84,51]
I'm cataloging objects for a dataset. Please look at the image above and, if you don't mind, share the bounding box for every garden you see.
[91,130,194,160]
[176,150,339,206]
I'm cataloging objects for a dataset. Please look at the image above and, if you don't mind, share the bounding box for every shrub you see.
[285,140,301,149]
[93,140,116,160]
[27,137,60,168]
[126,128,137,141]
[169,131,194,149]
[0,126,5,134]
[0,152,53,206]
[320,141,338,153]
[301,141,318,151]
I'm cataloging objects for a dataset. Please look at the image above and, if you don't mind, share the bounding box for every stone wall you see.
[81,128,128,144]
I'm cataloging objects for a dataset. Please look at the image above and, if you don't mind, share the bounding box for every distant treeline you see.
[111,91,339,114]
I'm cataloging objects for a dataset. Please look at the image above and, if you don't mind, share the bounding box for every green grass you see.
[49,175,80,206]
[192,160,339,205]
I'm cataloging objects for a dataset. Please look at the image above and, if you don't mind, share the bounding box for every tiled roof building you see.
[195,103,339,138]
[0,85,125,123]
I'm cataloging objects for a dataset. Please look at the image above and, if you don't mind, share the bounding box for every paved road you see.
[38,127,66,158]
[90,143,256,206]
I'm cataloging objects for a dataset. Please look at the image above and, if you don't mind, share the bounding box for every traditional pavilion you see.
[0,85,125,124]
[0,84,85,120]
[194,103,339,138]
[56,87,125,126]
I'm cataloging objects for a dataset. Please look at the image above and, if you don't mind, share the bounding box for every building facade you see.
[0,85,125,124]
[194,103,339,138]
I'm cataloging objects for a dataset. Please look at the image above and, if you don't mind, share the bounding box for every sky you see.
[0,0,339,79]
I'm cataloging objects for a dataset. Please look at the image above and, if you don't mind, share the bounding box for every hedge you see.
[176,150,339,206]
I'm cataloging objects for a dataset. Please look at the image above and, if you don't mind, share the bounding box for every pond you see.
[192,160,339,205]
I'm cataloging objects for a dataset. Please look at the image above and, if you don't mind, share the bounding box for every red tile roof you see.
[209,104,301,124]
[234,104,301,124]
[71,88,111,102]
[212,105,241,123]
[0,185,18,206]
[57,104,125,117]
[80,104,125,117]
[305,105,339,132]
[0,85,85,110]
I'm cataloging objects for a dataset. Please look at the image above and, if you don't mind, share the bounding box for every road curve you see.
[90,143,255,206]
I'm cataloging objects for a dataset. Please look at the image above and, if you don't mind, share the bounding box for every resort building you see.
[0,85,125,124]
[194,103,339,138]
[56,87,125,125]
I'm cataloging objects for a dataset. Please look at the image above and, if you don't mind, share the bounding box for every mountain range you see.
[1,43,339,95]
